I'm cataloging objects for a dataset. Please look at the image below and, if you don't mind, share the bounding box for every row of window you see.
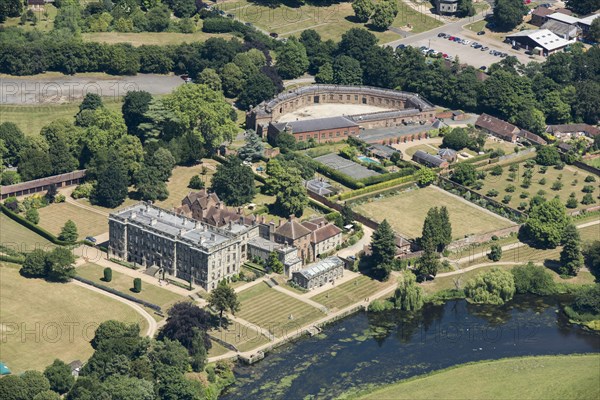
[297,130,350,141]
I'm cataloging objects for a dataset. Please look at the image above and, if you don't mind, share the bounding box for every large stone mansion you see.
[108,191,342,291]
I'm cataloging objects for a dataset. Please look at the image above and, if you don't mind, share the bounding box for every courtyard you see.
[352,186,514,239]
[278,104,390,122]
[314,153,380,180]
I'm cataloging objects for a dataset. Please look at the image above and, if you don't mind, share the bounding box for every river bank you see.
[220,294,600,399]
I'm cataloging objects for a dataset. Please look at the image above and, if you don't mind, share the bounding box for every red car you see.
[442,53,448,58]
[448,36,455,40]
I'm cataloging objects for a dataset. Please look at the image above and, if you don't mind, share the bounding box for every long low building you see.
[1,170,86,200]
[267,116,360,144]
[291,256,344,290]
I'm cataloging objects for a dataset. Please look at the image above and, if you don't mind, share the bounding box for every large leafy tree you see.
[90,148,129,208]
[332,55,363,85]
[352,0,374,22]
[394,271,424,311]
[493,0,527,31]
[58,220,78,243]
[236,71,277,111]
[0,0,22,23]
[451,163,477,186]
[0,122,26,166]
[337,28,378,65]
[522,197,570,249]
[21,249,48,278]
[171,0,196,18]
[442,127,471,150]
[511,262,556,295]
[158,302,213,351]
[162,84,237,151]
[221,63,245,98]
[584,241,600,279]
[535,146,561,166]
[122,91,153,139]
[209,281,240,327]
[565,0,599,15]
[275,37,309,79]
[44,359,75,395]
[457,0,475,17]
[370,0,396,30]
[237,130,264,162]
[560,224,584,276]
[273,167,308,217]
[45,247,76,282]
[464,267,516,305]
[197,68,222,92]
[370,219,396,280]
[210,156,255,206]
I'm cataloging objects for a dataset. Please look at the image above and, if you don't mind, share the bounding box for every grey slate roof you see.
[296,256,344,280]
[271,116,357,134]
[412,150,446,167]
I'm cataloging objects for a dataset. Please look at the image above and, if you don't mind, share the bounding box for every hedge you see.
[339,174,418,200]
[74,276,161,312]
[345,181,418,205]
[1,205,72,246]
[0,254,25,264]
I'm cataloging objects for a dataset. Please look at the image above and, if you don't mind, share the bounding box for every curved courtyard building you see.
[246,85,436,137]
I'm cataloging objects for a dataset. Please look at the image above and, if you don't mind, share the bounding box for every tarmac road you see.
[0,73,184,105]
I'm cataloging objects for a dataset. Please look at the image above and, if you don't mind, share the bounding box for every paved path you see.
[71,279,158,337]
[337,226,374,258]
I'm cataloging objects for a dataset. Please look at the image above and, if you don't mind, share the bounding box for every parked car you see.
[481,46,489,51]
[512,45,520,50]
[499,52,507,58]
[463,40,471,45]
[474,44,482,49]
[396,44,406,50]
[270,32,279,38]
[438,32,447,38]
[479,66,487,71]
[477,31,486,35]
[442,53,448,58]
[448,36,455,40]
[85,236,97,244]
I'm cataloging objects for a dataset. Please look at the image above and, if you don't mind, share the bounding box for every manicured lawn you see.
[77,262,184,313]
[208,340,230,358]
[311,275,393,311]
[209,321,271,353]
[0,213,55,252]
[154,161,220,209]
[236,282,325,337]
[1,5,58,32]
[484,138,518,154]
[353,186,514,239]
[0,263,148,373]
[353,354,600,400]
[585,157,600,168]
[0,99,122,137]
[37,202,109,239]
[474,162,596,211]
[82,30,234,46]
[219,0,441,42]
[404,143,438,157]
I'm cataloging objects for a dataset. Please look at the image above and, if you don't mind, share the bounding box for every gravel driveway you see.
[0,73,184,104]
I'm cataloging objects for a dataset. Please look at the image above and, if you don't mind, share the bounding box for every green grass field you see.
[353,186,514,239]
[37,202,109,239]
[76,262,184,315]
[0,263,148,373]
[208,340,230,358]
[209,320,271,352]
[475,162,597,211]
[585,158,600,169]
[310,275,393,311]
[0,100,122,137]
[0,213,55,252]
[404,143,438,157]
[219,0,442,42]
[350,354,600,400]
[236,282,325,337]
[154,162,219,209]
[81,30,234,46]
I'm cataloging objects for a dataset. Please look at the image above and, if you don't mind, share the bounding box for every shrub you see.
[505,184,516,192]
[539,178,547,185]
[25,208,40,224]
[584,175,596,183]
[566,193,578,209]
[488,244,502,261]
[54,194,65,203]
[490,165,503,176]
[368,299,394,312]
[581,193,596,205]
[103,267,112,282]
[188,175,205,189]
[582,185,595,193]
[133,278,142,293]
[502,195,512,204]
[511,262,555,295]
[520,191,529,199]
[4,196,20,212]
[486,189,499,197]
[71,182,95,199]
[551,181,563,191]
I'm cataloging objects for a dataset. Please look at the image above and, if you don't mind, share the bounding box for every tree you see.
[315,62,334,84]
[415,247,440,280]
[209,281,240,327]
[0,122,26,165]
[20,371,51,400]
[590,18,600,43]
[276,37,309,79]
[0,0,22,23]
[565,0,599,15]
[162,84,237,151]
[158,302,212,353]
[573,81,600,125]
[26,208,40,224]
[266,251,284,274]
[146,4,171,32]
[337,28,378,64]
[211,156,256,206]
[451,163,477,186]
[188,175,204,190]
[58,220,78,243]
[172,0,196,18]
[21,249,48,278]
[101,375,154,400]
[44,360,75,394]
[237,130,264,162]
[340,203,354,226]
[584,241,600,279]
[522,197,570,249]
[0,375,29,400]
[33,391,61,400]
[45,247,76,282]
[104,267,113,282]
[78,93,103,113]
[352,0,374,22]
[91,320,141,350]
[535,146,560,166]
[488,244,502,262]
[90,149,129,208]
[457,0,475,17]
[394,271,424,311]
[560,224,584,276]
[131,277,142,293]
[416,167,436,186]
[197,68,222,92]
[332,55,363,85]
[493,0,527,31]
[273,168,308,217]
[370,219,396,280]
[442,127,471,150]
[18,147,52,181]
[221,63,245,98]
[421,207,441,252]
[236,71,277,110]
[511,262,556,295]
[370,0,396,30]
[122,91,153,139]
[464,267,516,305]
[135,168,169,201]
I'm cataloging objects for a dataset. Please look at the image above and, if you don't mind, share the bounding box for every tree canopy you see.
[211,156,256,206]
[522,197,570,249]
[464,267,516,305]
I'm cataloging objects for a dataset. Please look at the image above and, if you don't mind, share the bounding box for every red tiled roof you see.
[476,114,519,140]
[276,219,312,240]
[547,124,600,137]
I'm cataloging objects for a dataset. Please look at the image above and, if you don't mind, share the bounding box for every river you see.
[221,295,600,400]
